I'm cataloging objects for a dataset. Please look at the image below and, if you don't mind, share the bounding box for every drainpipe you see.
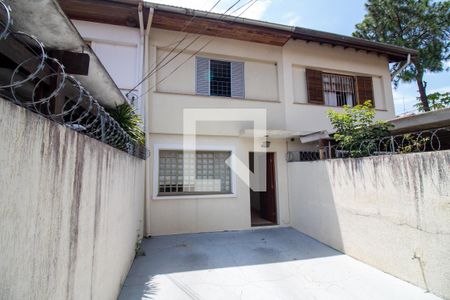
[137,3,145,115]
[143,7,154,131]
[141,6,154,238]
[138,3,145,37]
[390,53,411,79]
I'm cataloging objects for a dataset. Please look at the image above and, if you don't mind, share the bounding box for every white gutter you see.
[138,3,145,37]
[143,7,154,131]
[136,3,145,110]
[142,7,154,237]
[390,53,411,78]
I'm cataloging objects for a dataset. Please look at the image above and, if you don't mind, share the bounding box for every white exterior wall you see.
[148,29,284,135]
[287,151,450,299]
[66,24,401,237]
[283,40,395,132]
[147,28,395,136]
[144,27,398,236]
[146,134,290,236]
[0,100,145,300]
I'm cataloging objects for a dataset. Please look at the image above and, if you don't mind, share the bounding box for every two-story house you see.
[59,0,416,236]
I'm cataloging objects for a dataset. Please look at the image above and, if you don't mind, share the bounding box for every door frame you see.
[249,151,278,225]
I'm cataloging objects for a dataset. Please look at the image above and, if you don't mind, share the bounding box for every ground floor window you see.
[158,150,232,196]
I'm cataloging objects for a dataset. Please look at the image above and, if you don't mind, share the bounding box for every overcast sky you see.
[148,0,449,115]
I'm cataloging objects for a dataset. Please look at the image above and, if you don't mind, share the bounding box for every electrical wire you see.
[139,0,258,99]
[141,0,246,83]
[129,0,243,96]
[126,0,223,96]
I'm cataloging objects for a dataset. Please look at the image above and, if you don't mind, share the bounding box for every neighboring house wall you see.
[288,151,450,299]
[0,100,145,300]
[72,20,144,114]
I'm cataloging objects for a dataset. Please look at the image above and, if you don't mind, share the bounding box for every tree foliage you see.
[414,91,450,111]
[327,101,392,157]
[108,104,145,145]
[353,0,450,111]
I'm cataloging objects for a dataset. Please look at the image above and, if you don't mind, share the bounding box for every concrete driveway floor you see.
[119,227,440,300]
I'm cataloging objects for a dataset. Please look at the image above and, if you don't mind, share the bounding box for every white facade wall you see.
[144,28,397,236]
[283,39,394,132]
[288,151,450,299]
[147,28,395,136]
[146,134,290,236]
[0,100,145,300]
[67,22,401,237]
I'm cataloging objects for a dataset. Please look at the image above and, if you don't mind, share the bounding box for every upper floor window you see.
[305,68,374,107]
[196,57,245,99]
[322,73,356,107]
[210,60,231,97]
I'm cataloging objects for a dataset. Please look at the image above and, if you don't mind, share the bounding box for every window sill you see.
[152,193,237,200]
[292,101,388,111]
[154,91,281,104]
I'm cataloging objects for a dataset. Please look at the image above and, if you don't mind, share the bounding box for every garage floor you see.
[119,227,439,300]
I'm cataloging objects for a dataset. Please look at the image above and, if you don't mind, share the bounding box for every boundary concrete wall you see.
[0,100,145,300]
[288,151,450,299]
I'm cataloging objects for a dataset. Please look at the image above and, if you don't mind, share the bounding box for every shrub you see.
[327,101,392,157]
[108,104,145,145]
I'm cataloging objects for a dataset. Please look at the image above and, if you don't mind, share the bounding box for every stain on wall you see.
[0,100,145,300]
[288,150,450,299]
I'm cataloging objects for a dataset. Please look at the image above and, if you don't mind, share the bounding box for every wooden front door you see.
[249,152,277,224]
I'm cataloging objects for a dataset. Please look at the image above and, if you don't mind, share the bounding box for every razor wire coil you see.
[0,0,148,159]
[287,126,450,162]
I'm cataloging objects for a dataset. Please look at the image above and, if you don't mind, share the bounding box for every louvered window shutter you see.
[231,61,245,99]
[305,69,324,105]
[356,76,374,106]
[196,57,210,96]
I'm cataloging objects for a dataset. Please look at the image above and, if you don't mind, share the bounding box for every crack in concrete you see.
[344,208,450,235]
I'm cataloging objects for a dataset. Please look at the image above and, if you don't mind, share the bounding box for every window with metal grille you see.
[210,60,231,97]
[158,150,232,196]
[322,73,356,107]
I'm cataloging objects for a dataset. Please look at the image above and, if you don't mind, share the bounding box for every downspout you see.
[143,7,154,131]
[390,53,411,78]
[137,2,146,239]
[137,3,145,110]
[138,3,145,37]
[142,6,154,238]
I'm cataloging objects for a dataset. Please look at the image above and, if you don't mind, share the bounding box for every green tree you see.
[327,101,392,157]
[414,91,450,111]
[353,0,450,111]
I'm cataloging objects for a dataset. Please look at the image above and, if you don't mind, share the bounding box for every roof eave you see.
[292,27,417,62]
[59,0,418,62]
[147,2,417,62]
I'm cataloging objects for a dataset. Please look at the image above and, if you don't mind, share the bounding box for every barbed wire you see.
[0,1,148,159]
[288,126,450,162]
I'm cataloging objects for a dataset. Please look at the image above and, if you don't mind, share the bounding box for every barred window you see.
[210,60,231,97]
[158,150,232,196]
[196,57,244,98]
[322,73,356,107]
